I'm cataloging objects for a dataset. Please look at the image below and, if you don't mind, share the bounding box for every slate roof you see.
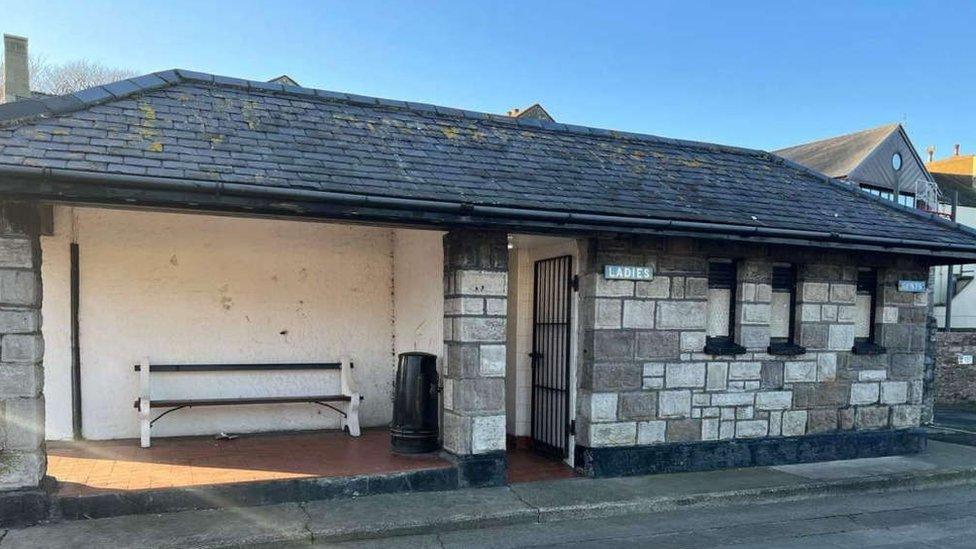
[773,124,900,179]
[0,70,974,254]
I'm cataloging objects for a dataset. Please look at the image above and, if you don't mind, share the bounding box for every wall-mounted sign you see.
[958,354,973,366]
[898,280,927,293]
[604,265,653,280]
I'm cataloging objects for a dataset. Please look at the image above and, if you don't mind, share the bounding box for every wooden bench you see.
[133,358,361,448]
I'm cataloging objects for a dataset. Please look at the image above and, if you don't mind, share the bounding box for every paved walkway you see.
[5,441,976,549]
[928,405,976,446]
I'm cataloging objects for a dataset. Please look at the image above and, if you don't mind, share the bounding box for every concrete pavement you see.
[4,440,976,549]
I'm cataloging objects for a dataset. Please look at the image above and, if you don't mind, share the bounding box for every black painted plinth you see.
[0,485,51,528]
[575,429,927,478]
[444,450,507,488]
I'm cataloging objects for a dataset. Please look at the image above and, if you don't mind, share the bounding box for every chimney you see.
[954,143,961,157]
[2,34,29,103]
[927,146,935,163]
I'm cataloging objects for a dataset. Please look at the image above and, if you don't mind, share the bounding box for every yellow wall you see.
[927,155,976,176]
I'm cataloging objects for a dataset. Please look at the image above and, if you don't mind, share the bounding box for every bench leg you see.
[139,399,151,448]
[344,393,361,437]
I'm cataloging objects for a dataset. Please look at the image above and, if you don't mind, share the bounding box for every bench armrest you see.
[340,356,358,397]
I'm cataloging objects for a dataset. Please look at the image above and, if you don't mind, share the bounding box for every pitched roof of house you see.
[773,124,900,179]
[0,70,974,257]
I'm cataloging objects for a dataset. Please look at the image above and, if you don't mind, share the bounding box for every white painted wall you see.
[42,207,444,441]
[392,229,444,358]
[505,235,579,462]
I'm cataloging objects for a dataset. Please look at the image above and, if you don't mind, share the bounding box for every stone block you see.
[882,306,899,324]
[0,450,44,491]
[485,298,507,316]
[880,381,908,404]
[829,284,855,304]
[801,304,821,322]
[443,378,454,410]
[738,326,771,350]
[802,282,829,302]
[855,406,890,430]
[2,397,44,450]
[858,369,887,382]
[838,407,855,430]
[590,422,637,446]
[637,420,666,444]
[821,304,838,321]
[838,305,856,322]
[817,353,837,382]
[736,406,754,419]
[656,301,707,330]
[685,277,708,299]
[680,331,706,352]
[591,362,642,391]
[827,324,855,351]
[768,411,782,436]
[666,362,706,388]
[619,392,657,420]
[472,415,506,453]
[0,271,38,307]
[445,344,481,378]
[456,270,507,296]
[0,334,42,363]
[760,362,784,389]
[701,418,720,440]
[643,362,665,377]
[799,323,828,349]
[891,404,921,428]
[706,362,728,391]
[658,390,692,418]
[635,331,680,360]
[643,377,664,390]
[666,419,702,442]
[0,362,43,398]
[479,344,506,377]
[755,391,792,410]
[851,383,880,405]
[0,238,33,269]
[670,277,685,299]
[711,392,754,407]
[635,277,669,298]
[592,331,634,360]
[782,410,807,436]
[881,324,912,351]
[807,409,838,433]
[720,420,735,439]
[596,278,634,298]
[784,361,817,383]
[595,299,622,329]
[736,420,768,438]
[0,310,39,334]
[453,378,505,412]
[729,362,762,381]
[793,382,849,408]
[456,317,506,343]
[623,300,655,329]
[589,393,618,422]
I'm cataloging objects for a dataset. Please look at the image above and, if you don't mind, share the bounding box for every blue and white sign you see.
[604,265,653,281]
[898,280,926,293]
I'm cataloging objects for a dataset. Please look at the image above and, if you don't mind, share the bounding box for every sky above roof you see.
[4,0,975,161]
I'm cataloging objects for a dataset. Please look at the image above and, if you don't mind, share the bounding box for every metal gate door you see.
[530,255,573,458]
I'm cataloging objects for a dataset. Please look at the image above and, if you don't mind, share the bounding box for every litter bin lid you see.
[398,351,437,358]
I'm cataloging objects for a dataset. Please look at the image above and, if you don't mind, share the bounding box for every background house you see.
[928,147,976,329]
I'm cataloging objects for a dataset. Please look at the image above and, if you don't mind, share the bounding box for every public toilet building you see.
[0,70,974,522]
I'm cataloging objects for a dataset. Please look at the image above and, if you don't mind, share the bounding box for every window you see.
[891,152,903,171]
[853,268,886,355]
[704,260,746,355]
[860,185,916,208]
[768,264,805,356]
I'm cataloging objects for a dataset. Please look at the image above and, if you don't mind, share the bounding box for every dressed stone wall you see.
[576,236,928,450]
[934,331,976,404]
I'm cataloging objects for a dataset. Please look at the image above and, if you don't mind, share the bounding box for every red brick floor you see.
[506,448,578,484]
[48,429,451,497]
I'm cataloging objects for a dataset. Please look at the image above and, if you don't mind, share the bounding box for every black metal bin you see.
[390,351,439,453]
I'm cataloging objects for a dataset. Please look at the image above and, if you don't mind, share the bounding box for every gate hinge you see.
[569,419,576,436]
[571,274,579,292]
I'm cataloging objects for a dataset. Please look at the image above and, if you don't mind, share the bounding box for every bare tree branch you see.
[1,54,137,98]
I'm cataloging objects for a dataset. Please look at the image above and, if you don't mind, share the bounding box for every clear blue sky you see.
[3,0,974,157]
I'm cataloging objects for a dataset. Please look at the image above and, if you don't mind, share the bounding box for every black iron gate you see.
[530,255,573,458]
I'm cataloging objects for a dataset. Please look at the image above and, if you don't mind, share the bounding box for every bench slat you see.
[148,394,353,408]
[134,363,343,372]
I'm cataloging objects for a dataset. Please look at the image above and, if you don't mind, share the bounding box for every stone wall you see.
[934,331,976,404]
[576,236,928,451]
[0,203,45,490]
